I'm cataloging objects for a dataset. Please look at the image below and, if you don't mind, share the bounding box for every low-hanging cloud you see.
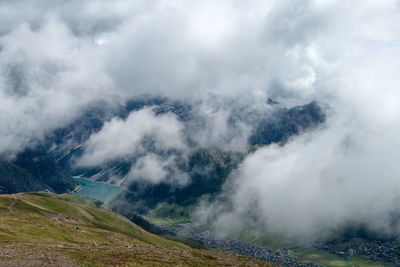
[194,0,400,239]
[77,107,186,167]
[199,116,400,240]
[127,153,189,186]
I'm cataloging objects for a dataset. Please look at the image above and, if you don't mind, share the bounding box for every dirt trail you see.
[6,194,17,213]
[19,198,52,212]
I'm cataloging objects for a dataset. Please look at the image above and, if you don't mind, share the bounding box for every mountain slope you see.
[0,193,269,266]
[0,158,50,194]
[0,149,77,195]
[14,149,76,193]
[0,96,327,198]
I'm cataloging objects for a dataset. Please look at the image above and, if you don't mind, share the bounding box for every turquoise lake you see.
[73,177,123,203]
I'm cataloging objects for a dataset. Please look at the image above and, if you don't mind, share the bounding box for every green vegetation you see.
[293,247,389,267]
[143,206,395,267]
[238,234,395,267]
[144,202,192,227]
[0,193,269,266]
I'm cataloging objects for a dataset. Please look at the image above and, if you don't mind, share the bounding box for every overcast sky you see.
[1,0,400,239]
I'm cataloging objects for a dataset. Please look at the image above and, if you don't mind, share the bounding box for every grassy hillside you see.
[0,193,269,266]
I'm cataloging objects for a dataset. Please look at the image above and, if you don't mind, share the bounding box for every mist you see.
[198,1,400,239]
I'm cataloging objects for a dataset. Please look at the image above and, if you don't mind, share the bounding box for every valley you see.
[70,179,395,267]
[0,97,396,266]
[1,2,399,266]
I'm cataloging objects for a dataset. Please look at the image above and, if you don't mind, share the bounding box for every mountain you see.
[0,96,328,204]
[249,101,327,145]
[0,193,268,266]
[0,150,77,194]
[0,96,329,265]
[111,148,244,213]
[110,100,328,213]
[14,149,76,193]
[0,158,50,194]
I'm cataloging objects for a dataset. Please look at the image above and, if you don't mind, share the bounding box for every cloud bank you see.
[193,0,400,240]
[200,117,400,239]
[0,0,338,153]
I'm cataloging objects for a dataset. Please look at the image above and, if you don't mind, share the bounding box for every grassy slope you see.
[0,193,269,267]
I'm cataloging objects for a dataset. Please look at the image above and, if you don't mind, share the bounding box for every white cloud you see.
[187,0,400,240]
[0,16,114,153]
[204,114,400,239]
[77,107,186,167]
[127,153,189,186]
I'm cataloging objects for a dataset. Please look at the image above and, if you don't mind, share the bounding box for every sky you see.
[1,0,400,239]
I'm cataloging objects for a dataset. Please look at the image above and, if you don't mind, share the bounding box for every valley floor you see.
[148,218,395,267]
